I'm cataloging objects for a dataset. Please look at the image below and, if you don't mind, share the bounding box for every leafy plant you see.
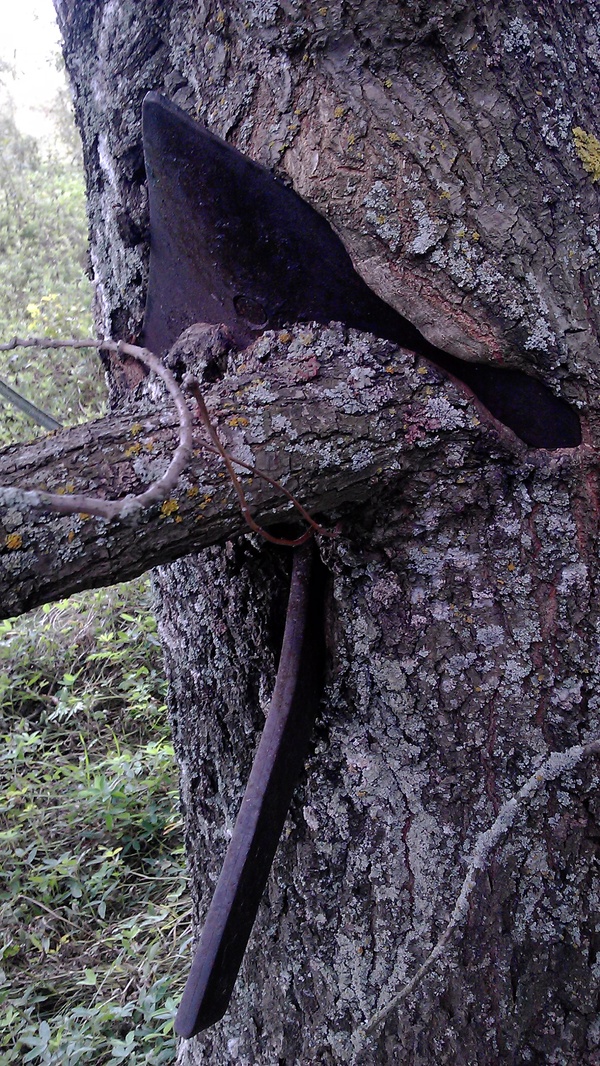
[0,580,190,1064]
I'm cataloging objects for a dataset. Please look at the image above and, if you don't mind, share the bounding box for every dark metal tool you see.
[142,91,580,450]
[174,544,324,1037]
[0,377,62,431]
[140,92,582,1037]
[142,93,331,1038]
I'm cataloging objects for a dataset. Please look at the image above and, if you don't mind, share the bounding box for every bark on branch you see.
[0,335,194,519]
[0,323,583,619]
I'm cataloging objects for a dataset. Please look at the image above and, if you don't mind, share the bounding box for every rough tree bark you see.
[0,326,511,617]
[35,1,600,1062]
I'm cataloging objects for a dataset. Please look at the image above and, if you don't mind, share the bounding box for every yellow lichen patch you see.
[387,131,401,144]
[472,231,480,241]
[144,441,154,452]
[56,483,76,496]
[278,331,292,343]
[79,513,90,521]
[385,365,395,374]
[417,366,429,375]
[130,423,143,436]
[174,516,183,524]
[68,531,75,543]
[384,78,393,89]
[187,486,199,499]
[160,499,179,518]
[573,126,600,182]
[5,533,22,550]
[227,416,249,427]
[334,106,345,119]
[507,561,516,572]
[124,443,142,457]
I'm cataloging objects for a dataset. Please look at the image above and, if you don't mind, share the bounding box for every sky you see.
[0,0,64,140]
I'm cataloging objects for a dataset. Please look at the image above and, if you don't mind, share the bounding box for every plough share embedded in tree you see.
[141,93,581,1038]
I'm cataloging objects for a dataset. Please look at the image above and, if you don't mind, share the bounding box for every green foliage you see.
[0,58,187,1063]
[0,70,105,447]
[0,581,190,1064]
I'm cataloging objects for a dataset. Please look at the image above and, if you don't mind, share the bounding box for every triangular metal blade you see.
[142,91,426,356]
[141,92,580,450]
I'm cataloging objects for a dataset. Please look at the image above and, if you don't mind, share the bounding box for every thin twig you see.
[0,336,107,353]
[364,739,600,1035]
[0,337,193,521]
[15,893,80,930]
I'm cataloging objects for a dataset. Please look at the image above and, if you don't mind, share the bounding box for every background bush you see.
[0,59,189,1065]
[0,66,105,447]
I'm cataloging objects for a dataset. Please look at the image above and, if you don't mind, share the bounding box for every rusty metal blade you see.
[142,92,581,449]
[174,545,324,1037]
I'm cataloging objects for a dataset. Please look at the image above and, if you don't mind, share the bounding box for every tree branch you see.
[0,337,193,519]
[0,323,538,619]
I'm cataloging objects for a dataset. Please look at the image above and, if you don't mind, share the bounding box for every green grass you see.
[0,580,190,1064]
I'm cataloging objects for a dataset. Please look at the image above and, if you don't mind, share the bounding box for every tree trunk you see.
[53,1,600,1062]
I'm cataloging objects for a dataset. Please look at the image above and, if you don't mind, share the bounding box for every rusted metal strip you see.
[175,543,325,1037]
